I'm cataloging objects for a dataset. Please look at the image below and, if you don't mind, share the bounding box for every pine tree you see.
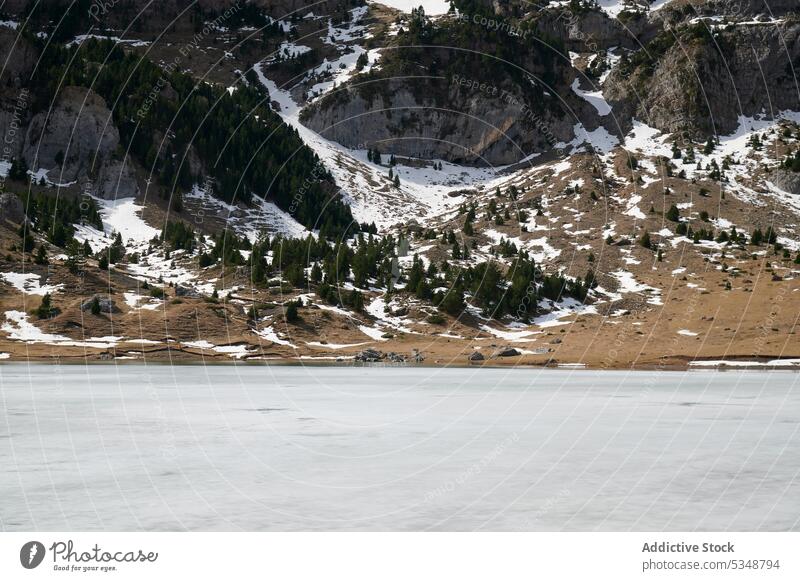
[473,261,504,317]
[18,224,34,252]
[310,262,322,283]
[285,300,299,322]
[463,218,474,236]
[438,283,465,316]
[34,244,48,265]
[666,204,680,222]
[8,157,28,181]
[36,293,55,319]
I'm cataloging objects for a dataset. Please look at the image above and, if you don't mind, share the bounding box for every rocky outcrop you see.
[468,351,485,361]
[0,193,25,224]
[679,0,800,20]
[302,78,578,166]
[175,285,203,299]
[770,170,800,196]
[81,295,117,313]
[0,29,38,160]
[23,86,120,183]
[1,0,356,37]
[0,28,38,91]
[534,7,644,52]
[92,158,140,200]
[353,348,422,362]
[605,19,800,137]
[493,347,521,358]
[355,348,384,362]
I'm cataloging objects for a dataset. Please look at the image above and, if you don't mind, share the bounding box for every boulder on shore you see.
[493,347,521,358]
[355,348,384,362]
[468,351,485,361]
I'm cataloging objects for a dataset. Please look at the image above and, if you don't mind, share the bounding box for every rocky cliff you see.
[299,5,603,166]
[605,15,800,137]
[1,0,362,37]
[23,87,119,183]
[302,77,580,165]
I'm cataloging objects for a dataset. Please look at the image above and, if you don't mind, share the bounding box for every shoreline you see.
[1,357,799,371]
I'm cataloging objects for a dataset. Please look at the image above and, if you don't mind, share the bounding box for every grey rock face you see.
[91,158,140,200]
[535,8,641,52]
[23,86,120,183]
[0,192,25,224]
[771,170,800,196]
[0,30,37,160]
[687,0,799,19]
[605,21,800,137]
[302,79,577,166]
[0,29,38,90]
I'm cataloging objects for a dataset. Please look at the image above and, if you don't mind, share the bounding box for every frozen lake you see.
[1,365,798,531]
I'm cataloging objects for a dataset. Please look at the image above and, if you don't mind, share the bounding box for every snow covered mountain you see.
[0,0,798,368]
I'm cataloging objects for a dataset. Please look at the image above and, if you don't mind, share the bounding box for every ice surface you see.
[0,366,798,531]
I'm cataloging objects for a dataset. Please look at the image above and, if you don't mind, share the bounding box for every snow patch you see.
[1,273,63,296]
[570,78,612,116]
[253,326,297,348]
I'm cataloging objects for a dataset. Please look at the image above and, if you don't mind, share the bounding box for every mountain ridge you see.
[0,0,798,367]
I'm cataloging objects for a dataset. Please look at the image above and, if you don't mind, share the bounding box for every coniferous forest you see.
[24,35,354,238]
